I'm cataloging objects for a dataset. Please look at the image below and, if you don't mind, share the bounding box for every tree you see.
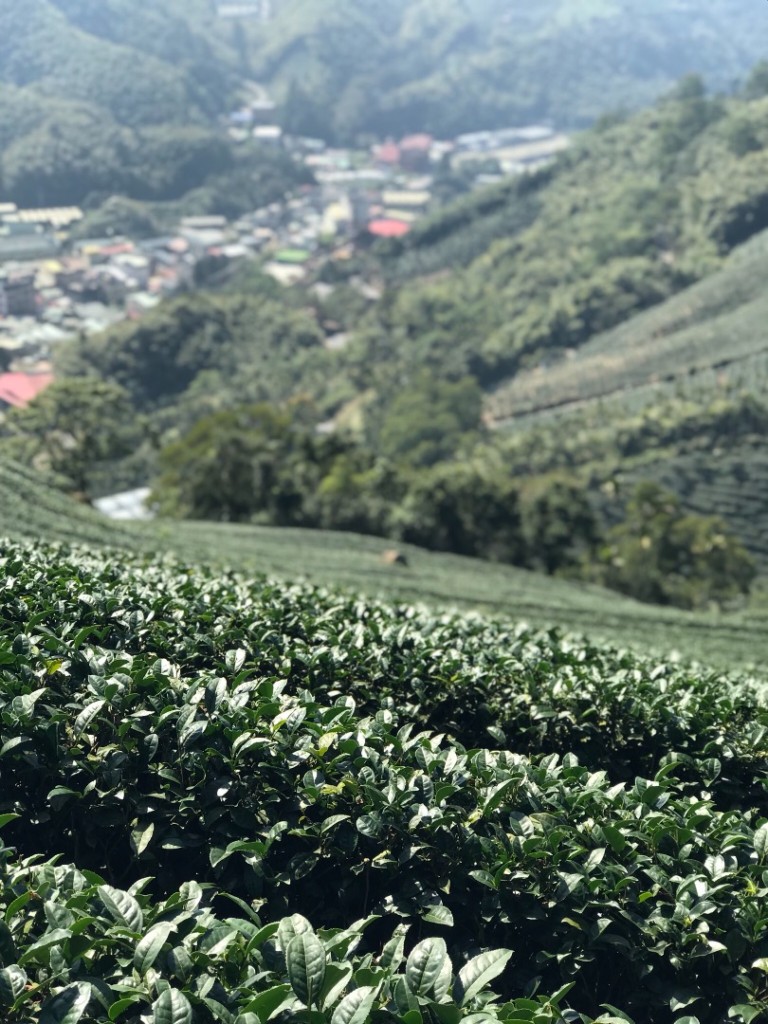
[151,405,318,524]
[375,373,483,468]
[744,61,768,100]
[520,478,599,574]
[591,482,755,609]
[0,379,138,497]
[396,462,524,563]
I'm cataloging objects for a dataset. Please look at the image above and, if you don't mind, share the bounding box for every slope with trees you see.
[252,0,765,141]
[0,0,309,212]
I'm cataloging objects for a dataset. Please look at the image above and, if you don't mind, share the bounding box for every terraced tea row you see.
[5,459,768,670]
[2,841,574,1024]
[487,228,768,423]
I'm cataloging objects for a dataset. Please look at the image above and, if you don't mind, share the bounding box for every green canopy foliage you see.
[0,2,309,210]
[590,482,756,609]
[251,0,764,141]
[0,379,140,496]
[341,86,768,404]
[58,294,327,415]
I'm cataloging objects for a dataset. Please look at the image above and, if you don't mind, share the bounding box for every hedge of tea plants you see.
[1,539,767,1024]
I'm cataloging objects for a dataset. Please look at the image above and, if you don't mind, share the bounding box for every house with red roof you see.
[0,372,54,411]
[373,141,401,168]
[367,218,411,240]
[399,134,433,171]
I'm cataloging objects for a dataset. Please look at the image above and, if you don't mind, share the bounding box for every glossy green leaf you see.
[134,923,173,974]
[320,963,354,1010]
[754,823,768,859]
[242,984,293,1023]
[73,699,105,740]
[453,949,513,1006]
[330,986,377,1024]
[39,983,92,1024]
[109,996,142,1021]
[380,925,409,972]
[98,886,144,932]
[130,822,155,857]
[19,928,71,964]
[728,1005,763,1023]
[423,905,454,927]
[0,965,27,1006]
[406,937,449,996]
[278,914,313,950]
[152,989,193,1024]
[286,931,327,1007]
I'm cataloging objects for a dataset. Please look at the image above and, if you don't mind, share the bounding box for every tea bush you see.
[2,837,584,1024]
[1,539,767,1023]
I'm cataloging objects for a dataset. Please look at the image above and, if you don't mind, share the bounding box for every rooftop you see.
[367,219,411,239]
[0,371,54,409]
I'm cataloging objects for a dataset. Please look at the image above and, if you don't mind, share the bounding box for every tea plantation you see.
[3,458,768,671]
[1,537,768,1024]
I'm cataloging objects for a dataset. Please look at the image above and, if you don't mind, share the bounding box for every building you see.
[0,271,38,317]
[4,207,83,230]
[216,1,270,19]
[0,223,58,263]
[253,125,283,147]
[373,141,401,168]
[381,189,431,214]
[399,134,433,172]
[0,372,54,411]
[367,219,411,240]
[179,216,227,232]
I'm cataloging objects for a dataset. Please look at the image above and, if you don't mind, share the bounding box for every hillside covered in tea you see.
[1,532,768,1024]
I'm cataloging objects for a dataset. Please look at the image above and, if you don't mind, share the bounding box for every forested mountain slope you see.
[253,0,765,139]
[476,225,768,573]
[344,81,768,400]
[0,0,233,126]
[0,0,307,210]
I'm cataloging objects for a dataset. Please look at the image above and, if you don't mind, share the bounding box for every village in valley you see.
[0,81,568,416]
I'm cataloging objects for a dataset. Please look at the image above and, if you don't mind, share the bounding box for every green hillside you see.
[38,82,768,608]
[487,228,768,420]
[0,0,233,126]
[476,226,768,572]
[0,1,308,212]
[358,85,768,393]
[3,458,768,671]
[253,0,766,139]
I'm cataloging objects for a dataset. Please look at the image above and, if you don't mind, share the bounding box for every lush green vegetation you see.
[252,0,763,140]
[486,227,768,421]
[57,296,328,416]
[346,81,768,401]
[586,482,756,608]
[5,1,767,209]
[1,457,768,672]
[6,372,747,611]
[1,537,768,1023]
[474,224,768,577]
[0,1,309,211]
[14,63,768,618]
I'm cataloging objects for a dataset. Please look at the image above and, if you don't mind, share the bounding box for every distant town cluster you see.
[0,103,567,414]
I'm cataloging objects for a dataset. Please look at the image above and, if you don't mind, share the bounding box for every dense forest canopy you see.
[0,0,309,210]
[3,0,767,207]
[253,0,765,140]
